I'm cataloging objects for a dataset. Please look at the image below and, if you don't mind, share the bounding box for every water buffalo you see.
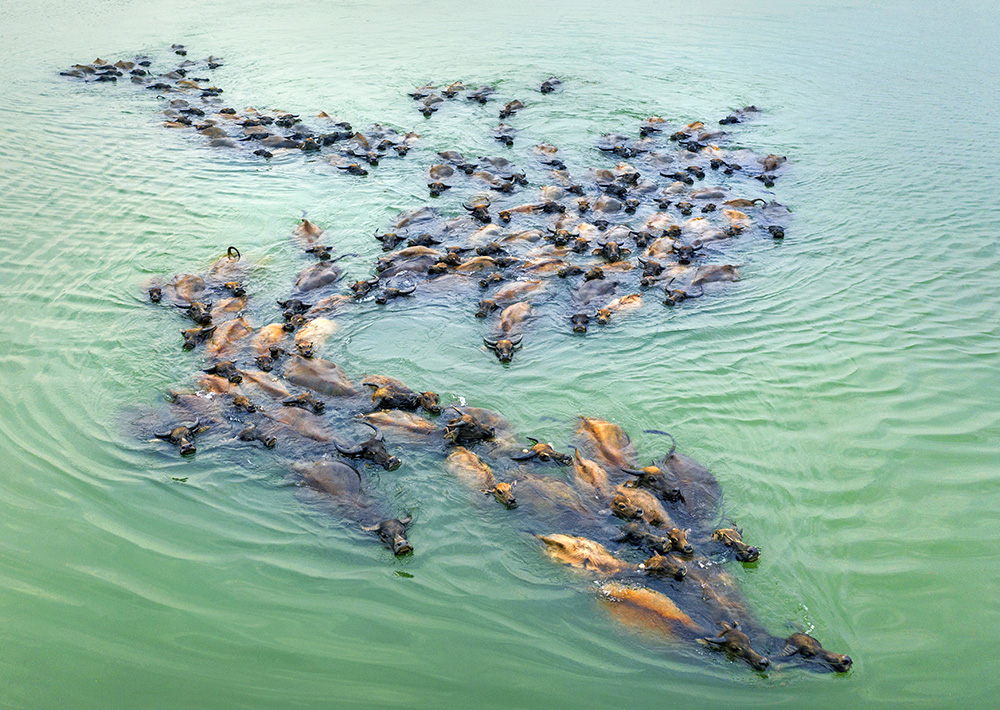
[511,438,572,465]
[539,78,561,94]
[362,376,440,414]
[335,421,401,471]
[238,424,277,448]
[662,278,705,307]
[536,534,631,575]
[640,553,687,581]
[206,317,252,359]
[499,99,524,119]
[614,485,676,529]
[712,528,760,563]
[358,411,437,441]
[284,356,358,397]
[202,360,242,384]
[779,633,852,673]
[571,449,611,497]
[180,324,216,350]
[595,294,641,325]
[483,334,522,363]
[576,416,635,470]
[294,261,342,292]
[231,395,256,413]
[611,494,644,521]
[443,408,496,445]
[154,420,209,456]
[617,522,693,556]
[360,517,414,556]
[178,300,213,325]
[445,447,517,508]
[624,430,722,526]
[701,622,770,671]
[282,391,325,414]
[598,583,699,637]
[463,196,492,224]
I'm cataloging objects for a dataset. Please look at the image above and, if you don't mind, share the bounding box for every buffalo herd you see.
[62,47,849,674]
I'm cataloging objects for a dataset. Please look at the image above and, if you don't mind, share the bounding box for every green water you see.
[1,0,998,707]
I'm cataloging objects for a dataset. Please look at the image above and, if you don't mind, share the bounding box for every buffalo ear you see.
[193,425,210,435]
[399,515,413,527]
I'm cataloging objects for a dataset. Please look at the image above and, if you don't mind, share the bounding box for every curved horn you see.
[335,441,363,456]
[463,196,491,210]
[227,246,241,261]
[509,334,523,346]
[526,437,539,445]
[359,420,382,440]
[643,429,677,458]
[621,467,646,476]
[510,450,539,461]
[396,283,416,295]
[483,337,498,348]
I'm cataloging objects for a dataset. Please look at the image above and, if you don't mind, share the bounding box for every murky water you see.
[1,0,998,708]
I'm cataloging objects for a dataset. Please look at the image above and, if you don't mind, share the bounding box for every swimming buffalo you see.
[361,517,414,556]
[511,438,572,465]
[701,621,770,671]
[443,408,496,445]
[362,376,441,414]
[711,528,760,563]
[779,633,852,673]
[335,421,401,471]
[154,420,209,456]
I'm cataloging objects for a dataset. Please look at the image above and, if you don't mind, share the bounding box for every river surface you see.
[1,1,998,708]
